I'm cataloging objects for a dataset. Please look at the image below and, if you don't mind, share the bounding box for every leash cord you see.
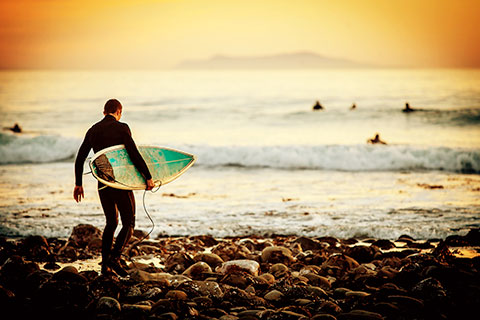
[86,166,161,268]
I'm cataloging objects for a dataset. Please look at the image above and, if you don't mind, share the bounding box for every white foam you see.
[0,133,80,164]
[184,144,480,173]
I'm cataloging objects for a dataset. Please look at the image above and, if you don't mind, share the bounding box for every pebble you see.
[96,296,121,315]
[264,289,284,301]
[217,259,260,276]
[182,261,212,279]
[1,226,479,320]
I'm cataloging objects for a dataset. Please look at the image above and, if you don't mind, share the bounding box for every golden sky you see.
[1,0,479,69]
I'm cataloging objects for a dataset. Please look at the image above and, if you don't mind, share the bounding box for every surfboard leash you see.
[85,166,163,269]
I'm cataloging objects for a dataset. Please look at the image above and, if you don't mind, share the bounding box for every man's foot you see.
[108,258,129,277]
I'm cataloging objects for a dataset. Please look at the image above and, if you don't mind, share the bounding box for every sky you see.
[1,0,479,69]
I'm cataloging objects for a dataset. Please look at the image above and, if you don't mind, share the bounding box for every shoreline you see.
[1,225,479,319]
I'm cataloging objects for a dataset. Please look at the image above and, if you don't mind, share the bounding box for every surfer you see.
[350,103,356,110]
[5,123,22,133]
[402,102,415,113]
[312,100,324,111]
[73,99,154,277]
[367,133,387,145]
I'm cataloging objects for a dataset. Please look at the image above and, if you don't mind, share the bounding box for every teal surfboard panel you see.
[90,145,195,190]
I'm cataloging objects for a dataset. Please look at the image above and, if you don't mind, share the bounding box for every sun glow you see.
[1,0,479,69]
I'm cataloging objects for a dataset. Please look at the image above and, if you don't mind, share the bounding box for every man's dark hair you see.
[104,99,122,114]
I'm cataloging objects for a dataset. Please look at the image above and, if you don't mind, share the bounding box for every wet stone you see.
[217,259,260,276]
[166,289,188,300]
[194,252,224,269]
[69,224,102,248]
[264,289,284,301]
[261,246,295,264]
[269,263,289,278]
[337,310,384,320]
[183,261,212,280]
[96,296,121,315]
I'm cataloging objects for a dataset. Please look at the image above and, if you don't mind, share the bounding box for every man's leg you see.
[98,187,118,274]
[106,189,135,276]
[111,189,136,257]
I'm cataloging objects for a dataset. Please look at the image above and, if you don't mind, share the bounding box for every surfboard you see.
[89,144,196,190]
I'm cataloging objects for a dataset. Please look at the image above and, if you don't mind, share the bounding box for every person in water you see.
[350,103,356,110]
[367,133,387,145]
[402,102,415,112]
[73,99,154,276]
[312,100,324,110]
[8,123,22,133]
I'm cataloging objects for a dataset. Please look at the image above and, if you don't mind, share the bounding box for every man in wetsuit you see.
[73,99,154,276]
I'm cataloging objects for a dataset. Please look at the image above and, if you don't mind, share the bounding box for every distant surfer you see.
[350,103,356,110]
[73,99,154,277]
[367,133,387,145]
[312,100,324,111]
[402,102,415,113]
[5,123,22,133]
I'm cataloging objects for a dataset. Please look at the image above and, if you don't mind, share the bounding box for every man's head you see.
[104,99,122,120]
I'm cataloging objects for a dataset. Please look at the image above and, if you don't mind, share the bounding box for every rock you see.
[261,246,295,264]
[128,270,172,285]
[334,287,352,298]
[219,315,239,320]
[69,224,102,248]
[165,290,188,300]
[412,277,446,302]
[306,286,328,298]
[316,236,339,247]
[345,245,381,263]
[195,280,224,299]
[212,242,252,261]
[269,263,289,278]
[371,239,396,250]
[143,287,163,300]
[337,310,384,320]
[256,273,276,285]
[303,273,331,289]
[165,252,194,273]
[217,259,260,276]
[21,235,52,261]
[0,255,39,293]
[345,290,371,298]
[222,287,267,308]
[312,314,337,320]
[320,301,343,314]
[321,254,359,276]
[43,261,61,270]
[190,235,219,247]
[122,303,151,316]
[387,295,424,313]
[183,261,212,279]
[157,312,178,320]
[372,303,400,319]
[220,272,254,289]
[294,236,324,251]
[194,252,224,269]
[264,289,284,301]
[52,266,88,284]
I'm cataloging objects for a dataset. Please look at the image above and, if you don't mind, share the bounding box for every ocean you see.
[0,69,479,240]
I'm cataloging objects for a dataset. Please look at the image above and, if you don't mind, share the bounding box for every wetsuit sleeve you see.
[74,129,92,186]
[122,124,152,180]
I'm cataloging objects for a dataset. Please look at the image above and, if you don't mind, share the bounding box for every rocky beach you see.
[1,225,479,320]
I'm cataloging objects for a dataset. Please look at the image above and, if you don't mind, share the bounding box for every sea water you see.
[0,69,479,240]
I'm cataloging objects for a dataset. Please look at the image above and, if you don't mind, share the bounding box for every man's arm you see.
[122,125,154,190]
[73,130,92,202]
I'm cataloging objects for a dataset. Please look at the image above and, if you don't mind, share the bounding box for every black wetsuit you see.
[74,114,152,262]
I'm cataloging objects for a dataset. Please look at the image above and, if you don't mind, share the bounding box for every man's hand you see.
[146,179,155,190]
[73,186,84,202]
